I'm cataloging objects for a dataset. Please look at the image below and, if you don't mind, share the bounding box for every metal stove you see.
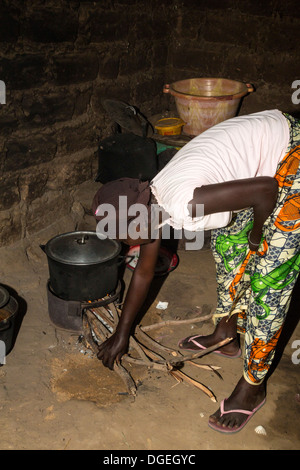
[46,280,122,333]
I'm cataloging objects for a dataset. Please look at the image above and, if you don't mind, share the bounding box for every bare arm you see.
[189,177,278,249]
[97,236,161,369]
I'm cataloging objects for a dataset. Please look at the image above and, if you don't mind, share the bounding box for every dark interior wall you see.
[0,0,299,248]
[165,0,300,116]
[0,0,172,247]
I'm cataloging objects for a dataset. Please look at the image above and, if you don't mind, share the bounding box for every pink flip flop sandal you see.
[208,398,266,434]
[178,334,242,358]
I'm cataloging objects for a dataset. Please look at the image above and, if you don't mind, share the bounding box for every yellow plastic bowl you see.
[154,117,185,136]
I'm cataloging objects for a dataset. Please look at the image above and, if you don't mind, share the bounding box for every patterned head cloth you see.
[92,178,152,239]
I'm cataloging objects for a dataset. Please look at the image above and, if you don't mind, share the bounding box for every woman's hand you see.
[97,331,129,370]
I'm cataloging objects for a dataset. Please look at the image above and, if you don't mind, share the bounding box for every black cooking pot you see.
[0,285,19,359]
[41,231,122,301]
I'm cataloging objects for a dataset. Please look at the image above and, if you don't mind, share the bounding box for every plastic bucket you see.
[163,78,254,136]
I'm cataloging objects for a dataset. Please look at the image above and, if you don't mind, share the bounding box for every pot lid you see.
[44,231,121,266]
[0,285,9,308]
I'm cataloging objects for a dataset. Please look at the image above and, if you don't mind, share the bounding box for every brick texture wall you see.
[0,0,171,246]
[166,0,300,115]
[0,0,299,247]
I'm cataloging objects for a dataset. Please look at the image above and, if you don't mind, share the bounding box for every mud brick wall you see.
[0,0,170,247]
[165,0,300,116]
[0,0,299,248]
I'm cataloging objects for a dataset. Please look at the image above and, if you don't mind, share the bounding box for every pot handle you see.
[246,83,254,93]
[81,281,122,309]
[0,320,11,332]
[40,244,46,253]
[163,84,170,94]
[76,235,89,245]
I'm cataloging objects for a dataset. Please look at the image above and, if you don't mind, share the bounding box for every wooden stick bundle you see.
[82,305,226,401]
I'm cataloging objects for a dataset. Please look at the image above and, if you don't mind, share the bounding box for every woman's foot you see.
[208,377,266,433]
[178,314,240,357]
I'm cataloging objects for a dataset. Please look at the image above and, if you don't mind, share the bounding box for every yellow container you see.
[154,117,185,136]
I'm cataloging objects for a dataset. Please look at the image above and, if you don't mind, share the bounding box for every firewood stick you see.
[169,369,217,402]
[82,315,99,355]
[84,311,104,342]
[137,341,166,362]
[110,303,120,327]
[187,361,223,380]
[134,325,181,357]
[122,355,169,371]
[187,362,221,370]
[169,337,233,365]
[88,311,111,342]
[140,313,213,332]
[114,362,137,396]
[90,306,115,330]
[129,336,153,364]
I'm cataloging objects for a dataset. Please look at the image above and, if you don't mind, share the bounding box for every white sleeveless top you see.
[151,110,290,231]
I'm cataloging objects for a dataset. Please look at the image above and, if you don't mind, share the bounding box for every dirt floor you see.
[0,182,299,452]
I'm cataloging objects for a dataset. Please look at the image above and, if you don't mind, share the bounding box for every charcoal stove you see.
[46,280,122,333]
